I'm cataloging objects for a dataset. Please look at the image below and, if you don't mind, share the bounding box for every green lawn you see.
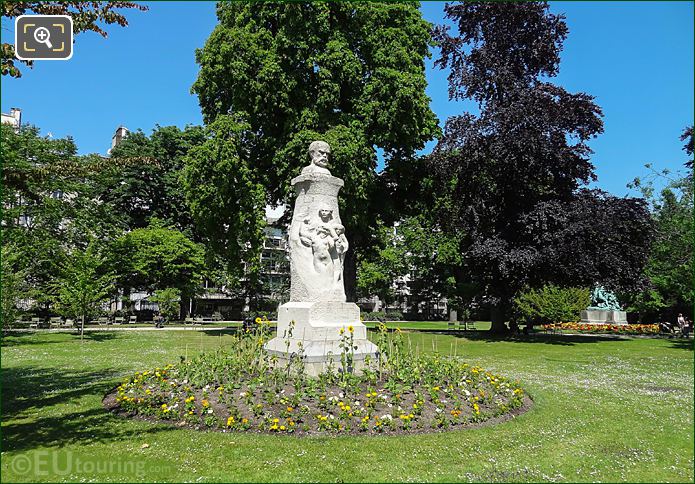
[1,330,692,482]
[363,320,493,331]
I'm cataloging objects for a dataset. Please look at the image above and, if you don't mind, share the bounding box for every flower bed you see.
[542,322,659,334]
[105,322,529,435]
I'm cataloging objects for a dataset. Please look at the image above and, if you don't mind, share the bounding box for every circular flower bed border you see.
[104,323,532,436]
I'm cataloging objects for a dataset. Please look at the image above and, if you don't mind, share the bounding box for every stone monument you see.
[264,141,378,375]
[579,285,628,325]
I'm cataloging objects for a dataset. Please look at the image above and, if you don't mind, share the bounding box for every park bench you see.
[62,319,75,328]
[113,316,125,325]
[447,321,476,331]
[129,315,137,324]
[96,316,110,326]
[49,317,63,328]
[29,317,43,329]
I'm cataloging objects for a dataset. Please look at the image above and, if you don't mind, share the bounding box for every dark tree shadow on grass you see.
[2,365,175,453]
[408,330,631,346]
[667,338,694,351]
[202,328,241,337]
[1,332,69,347]
[2,406,175,454]
[2,366,123,420]
[79,331,118,342]
[2,331,121,347]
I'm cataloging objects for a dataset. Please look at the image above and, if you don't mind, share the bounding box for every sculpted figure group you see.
[288,140,349,301]
[299,205,348,283]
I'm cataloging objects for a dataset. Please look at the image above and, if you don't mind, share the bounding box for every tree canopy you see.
[414,1,653,329]
[98,124,205,236]
[108,222,206,301]
[188,2,440,300]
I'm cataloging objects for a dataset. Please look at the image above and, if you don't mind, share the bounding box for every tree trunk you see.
[344,249,357,303]
[80,315,85,340]
[489,304,509,334]
[179,297,188,319]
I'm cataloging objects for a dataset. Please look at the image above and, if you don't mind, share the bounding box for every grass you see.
[1,329,693,482]
[363,320,493,331]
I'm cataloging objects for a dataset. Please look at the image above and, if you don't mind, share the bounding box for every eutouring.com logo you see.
[9,450,171,479]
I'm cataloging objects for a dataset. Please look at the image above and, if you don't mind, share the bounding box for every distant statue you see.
[301,140,332,175]
[589,285,621,311]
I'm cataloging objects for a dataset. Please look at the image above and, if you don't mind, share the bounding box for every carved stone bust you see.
[301,140,332,175]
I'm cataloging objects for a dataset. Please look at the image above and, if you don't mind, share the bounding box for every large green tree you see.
[1,124,123,310]
[426,2,652,331]
[187,2,439,301]
[97,124,205,236]
[108,222,206,315]
[53,241,113,338]
[628,127,694,320]
[357,216,463,316]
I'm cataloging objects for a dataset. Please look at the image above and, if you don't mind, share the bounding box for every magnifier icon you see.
[33,27,53,49]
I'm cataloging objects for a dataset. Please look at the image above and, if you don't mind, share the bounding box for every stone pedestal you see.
[265,301,379,376]
[263,141,378,376]
[580,309,628,325]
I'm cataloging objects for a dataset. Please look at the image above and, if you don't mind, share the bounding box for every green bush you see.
[385,310,404,321]
[513,285,590,326]
[360,311,404,322]
[242,310,277,321]
[150,288,181,322]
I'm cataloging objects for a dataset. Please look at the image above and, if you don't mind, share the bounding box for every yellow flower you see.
[286,406,293,412]
[255,317,262,324]
[280,425,286,431]
[202,399,210,407]
[347,325,354,333]
[242,418,249,424]
[227,416,235,426]
[339,328,345,335]
[273,418,279,423]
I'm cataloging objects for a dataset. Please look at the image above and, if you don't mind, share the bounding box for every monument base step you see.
[579,309,628,325]
[264,337,379,376]
[265,300,379,376]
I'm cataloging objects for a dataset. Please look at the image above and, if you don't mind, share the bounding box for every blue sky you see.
[2,1,693,197]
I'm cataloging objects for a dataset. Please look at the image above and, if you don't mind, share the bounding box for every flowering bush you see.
[109,323,527,435]
[542,322,659,334]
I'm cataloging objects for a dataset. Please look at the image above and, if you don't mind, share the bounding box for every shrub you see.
[150,288,181,322]
[513,285,590,326]
[242,310,277,321]
[385,310,404,321]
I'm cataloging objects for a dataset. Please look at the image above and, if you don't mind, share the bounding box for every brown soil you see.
[103,385,533,437]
